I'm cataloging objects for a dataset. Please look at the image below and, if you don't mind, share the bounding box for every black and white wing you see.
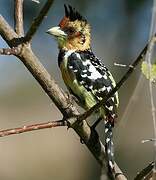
[66,50,119,121]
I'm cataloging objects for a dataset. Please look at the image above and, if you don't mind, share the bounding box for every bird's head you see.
[47,5,91,51]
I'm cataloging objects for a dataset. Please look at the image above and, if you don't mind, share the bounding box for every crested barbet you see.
[47,5,119,174]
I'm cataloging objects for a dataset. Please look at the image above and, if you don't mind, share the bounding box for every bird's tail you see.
[104,120,114,174]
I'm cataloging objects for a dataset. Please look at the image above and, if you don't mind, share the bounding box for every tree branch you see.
[14,0,24,36]
[0,15,18,47]
[134,162,154,180]
[24,0,54,42]
[0,120,66,137]
[0,47,20,55]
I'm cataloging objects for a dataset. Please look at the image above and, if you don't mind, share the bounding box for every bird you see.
[46,4,119,175]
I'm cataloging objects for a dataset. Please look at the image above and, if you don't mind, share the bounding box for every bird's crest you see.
[64,4,87,22]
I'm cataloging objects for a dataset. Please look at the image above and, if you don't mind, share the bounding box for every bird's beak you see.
[46,26,67,37]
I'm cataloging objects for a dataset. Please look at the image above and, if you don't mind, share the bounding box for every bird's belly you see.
[60,62,97,110]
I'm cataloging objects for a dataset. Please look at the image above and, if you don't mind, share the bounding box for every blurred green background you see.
[0,0,155,179]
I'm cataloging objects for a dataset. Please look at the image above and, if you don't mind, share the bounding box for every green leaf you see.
[141,61,156,82]
[141,61,150,79]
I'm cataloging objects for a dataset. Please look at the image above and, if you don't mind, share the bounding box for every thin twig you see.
[78,44,147,121]
[0,47,20,55]
[134,162,154,180]
[114,62,134,68]
[24,0,54,42]
[142,138,156,143]
[14,0,24,36]
[0,120,66,137]
[32,0,40,4]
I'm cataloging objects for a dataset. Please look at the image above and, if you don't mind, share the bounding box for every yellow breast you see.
[60,58,97,110]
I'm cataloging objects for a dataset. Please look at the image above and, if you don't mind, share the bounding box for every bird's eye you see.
[66,27,75,34]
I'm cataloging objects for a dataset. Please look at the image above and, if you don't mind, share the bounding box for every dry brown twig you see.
[0,0,149,179]
[0,120,66,137]
[0,47,19,55]
[14,0,24,36]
